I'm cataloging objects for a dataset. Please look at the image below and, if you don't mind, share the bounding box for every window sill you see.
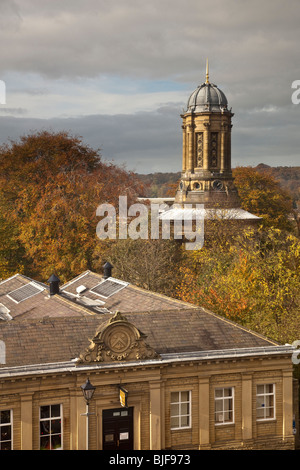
[215,422,235,426]
[171,426,192,431]
[256,418,276,423]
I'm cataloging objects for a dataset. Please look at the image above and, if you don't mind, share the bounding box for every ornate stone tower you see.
[175,61,240,208]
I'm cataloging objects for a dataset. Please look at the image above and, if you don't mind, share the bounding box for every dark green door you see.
[102,407,133,450]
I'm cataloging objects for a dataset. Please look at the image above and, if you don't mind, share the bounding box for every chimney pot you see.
[103,262,113,279]
[47,274,60,295]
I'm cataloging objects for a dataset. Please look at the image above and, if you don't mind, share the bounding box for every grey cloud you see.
[0,0,22,30]
[0,108,27,115]
[0,99,298,174]
[0,0,297,126]
[0,0,298,172]
[0,107,182,173]
[1,0,299,84]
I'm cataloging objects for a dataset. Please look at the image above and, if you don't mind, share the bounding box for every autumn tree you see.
[175,227,300,344]
[233,166,294,231]
[0,196,26,278]
[0,130,143,281]
[102,238,183,296]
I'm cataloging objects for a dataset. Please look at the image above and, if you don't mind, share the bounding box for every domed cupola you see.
[186,60,228,113]
[174,60,240,208]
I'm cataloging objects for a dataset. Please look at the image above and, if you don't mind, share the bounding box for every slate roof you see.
[0,274,91,320]
[60,270,190,313]
[0,309,280,368]
[0,270,283,370]
[0,271,189,320]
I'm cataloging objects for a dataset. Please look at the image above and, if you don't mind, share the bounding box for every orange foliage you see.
[233,166,293,231]
[0,131,144,281]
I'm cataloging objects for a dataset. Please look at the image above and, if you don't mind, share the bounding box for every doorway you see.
[102,407,134,450]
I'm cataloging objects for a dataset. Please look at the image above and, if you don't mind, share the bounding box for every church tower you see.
[175,61,240,208]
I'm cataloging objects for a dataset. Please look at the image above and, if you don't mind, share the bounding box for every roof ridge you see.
[0,273,48,288]
[54,292,100,316]
[61,270,197,309]
[0,273,20,286]
[127,283,198,308]
[60,270,92,288]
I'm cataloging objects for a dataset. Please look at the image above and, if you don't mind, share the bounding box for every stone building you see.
[175,59,238,208]
[0,269,296,450]
[0,64,297,452]
[157,61,260,226]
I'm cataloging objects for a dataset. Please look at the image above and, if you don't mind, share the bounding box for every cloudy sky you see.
[0,0,299,173]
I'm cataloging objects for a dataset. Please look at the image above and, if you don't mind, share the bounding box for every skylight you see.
[7,282,44,303]
[90,278,128,299]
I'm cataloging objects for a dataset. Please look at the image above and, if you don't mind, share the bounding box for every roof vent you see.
[103,262,113,279]
[76,285,87,295]
[0,303,12,321]
[47,274,60,296]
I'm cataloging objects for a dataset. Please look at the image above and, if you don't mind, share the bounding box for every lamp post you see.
[81,378,96,450]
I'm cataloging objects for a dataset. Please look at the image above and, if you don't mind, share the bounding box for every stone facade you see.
[175,109,240,209]
[0,351,295,450]
[0,271,297,450]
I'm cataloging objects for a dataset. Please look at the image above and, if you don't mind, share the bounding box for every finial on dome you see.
[205,58,209,84]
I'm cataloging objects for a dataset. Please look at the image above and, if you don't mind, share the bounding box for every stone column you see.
[182,124,187,171]
[203,122,210,170]
[149,381,161,450]
[198,377,210,447]
[78,395,88,450]
[69,388,80,450]
[20,392,34,450]
[220,122,227,173]
[241,374,253,441]
[282,370,294,440]
[187,124,195,172]
[226,124,232,170]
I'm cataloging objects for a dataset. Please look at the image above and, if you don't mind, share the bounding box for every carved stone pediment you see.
[77,312,160,364]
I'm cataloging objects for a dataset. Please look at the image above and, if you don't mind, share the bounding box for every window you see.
[256,384,275,420]
[0,410,12,450]
[40,404,62,450]
[170,391,191,429]
[215,387,234,424]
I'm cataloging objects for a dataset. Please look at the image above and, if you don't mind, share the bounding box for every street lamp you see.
[81,378,96,450]
[81,378,96,404]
